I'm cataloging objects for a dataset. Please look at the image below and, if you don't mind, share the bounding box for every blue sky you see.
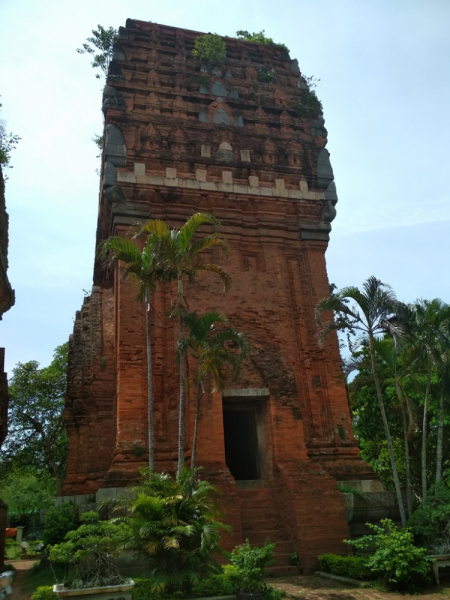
[1,0,449,373]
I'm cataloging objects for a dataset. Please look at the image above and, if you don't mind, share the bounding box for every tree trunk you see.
[145,289,154,472]
[190,381,203,491]
[422,361,432,503]
[55,474,64,496]
[400,402,412,518]
[435,388,445,484]
[177,278,185,479]
[369,336,407,526]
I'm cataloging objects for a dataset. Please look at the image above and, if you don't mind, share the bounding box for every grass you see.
[22,563,67,593]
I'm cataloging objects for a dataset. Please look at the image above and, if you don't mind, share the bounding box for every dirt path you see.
[7,560,37,600]
[266,575,450,600]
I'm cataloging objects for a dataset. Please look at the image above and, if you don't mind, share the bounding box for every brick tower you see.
[62,20,375,571]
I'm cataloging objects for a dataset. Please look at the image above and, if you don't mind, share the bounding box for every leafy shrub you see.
[192,34,226,67]
[408,480,450,549]
[347,519,433,592]
[292,89,323,119]
[235,30,290,54]
[48,511,131,589]
[257,69,276,84]
[226,539,275,592]
[30,586,57,600]
[5,539,21,560]
[338,484,367,499]
[318,554,374,580]
[43,502,77,546]
[113,469,229,595]
[191,573,236,597]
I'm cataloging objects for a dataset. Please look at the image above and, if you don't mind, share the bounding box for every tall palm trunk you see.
[177,278,186,479]
[145,288,154,471]
[421,360,432,503]
[435,388,445,484]
[400,402,413,518]
[369,336,406,526]
[190,380,203,491]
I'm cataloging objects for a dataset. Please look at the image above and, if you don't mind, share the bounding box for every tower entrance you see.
[223,400,264,481]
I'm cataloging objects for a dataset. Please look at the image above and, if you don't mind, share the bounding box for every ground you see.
[6,562,450,600]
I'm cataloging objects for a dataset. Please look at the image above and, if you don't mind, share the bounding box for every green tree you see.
[315,276,407,526]
[3,344,69,495]
[113,469,229,595]
[0,98,20,177]
[181,311,247,486]
[0,468,55,525]
[99,235,161,471]
[398,299,450,500]
[235,30,289,54]
[77,25,118,80]
[137,214,230,479]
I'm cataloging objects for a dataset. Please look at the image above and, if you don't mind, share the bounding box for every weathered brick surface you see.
[62,21,375,570]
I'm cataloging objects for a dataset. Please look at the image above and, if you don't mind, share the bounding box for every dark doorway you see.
[223,407,260,480]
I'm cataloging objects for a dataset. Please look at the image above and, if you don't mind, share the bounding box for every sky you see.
[0,0,449,374]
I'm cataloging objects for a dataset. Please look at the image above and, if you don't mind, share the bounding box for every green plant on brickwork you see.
[257,68,276,84]
[192,34,226,67]
[289,552,300,566]
[77,25,118,80]
[292,90,323,119]
[338,484,367,498]
[187,75,210,88]
[236,30,290,54]
[346,519,433,591]
[132,444,145,457]
[225,538,275,593]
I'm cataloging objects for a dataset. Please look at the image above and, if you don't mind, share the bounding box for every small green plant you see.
[236,30,289,54]
[48,511,131,589]
[0,97,20,178]
[43,502,77,547]
[257,68,276,84]
[226,538,275,592]
[318,553,374,580]
[30,587,57,600]
[292,90,323,119]
[338,484,367,499]
[289,552,300,566]
[192,34,226,67]
[346,519,433,592]
[132,444,145,457]
[187,75,210,87]
[5,539,21,560]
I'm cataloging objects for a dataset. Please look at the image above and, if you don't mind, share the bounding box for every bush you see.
[114,469,229,595]
[318,554,374,580]
[30,586,57,600]
[192,35,226,67]
[191,573,236,597]
[5,539,21,560]
[347,519,433,592]
[48,511,130,589]
[408,480,450,549]
[43,502,77,546]
[226,539,275,592]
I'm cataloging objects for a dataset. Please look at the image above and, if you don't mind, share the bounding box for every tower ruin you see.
[61,20,376,572]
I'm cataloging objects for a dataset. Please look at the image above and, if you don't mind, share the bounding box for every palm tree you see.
[137,214,231,479]
[399,299,450,500]
[112,468,229,595]
[181,311,247,488]
[315,276,407,526]
[99,235,160,471]
[371,338,420,518]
